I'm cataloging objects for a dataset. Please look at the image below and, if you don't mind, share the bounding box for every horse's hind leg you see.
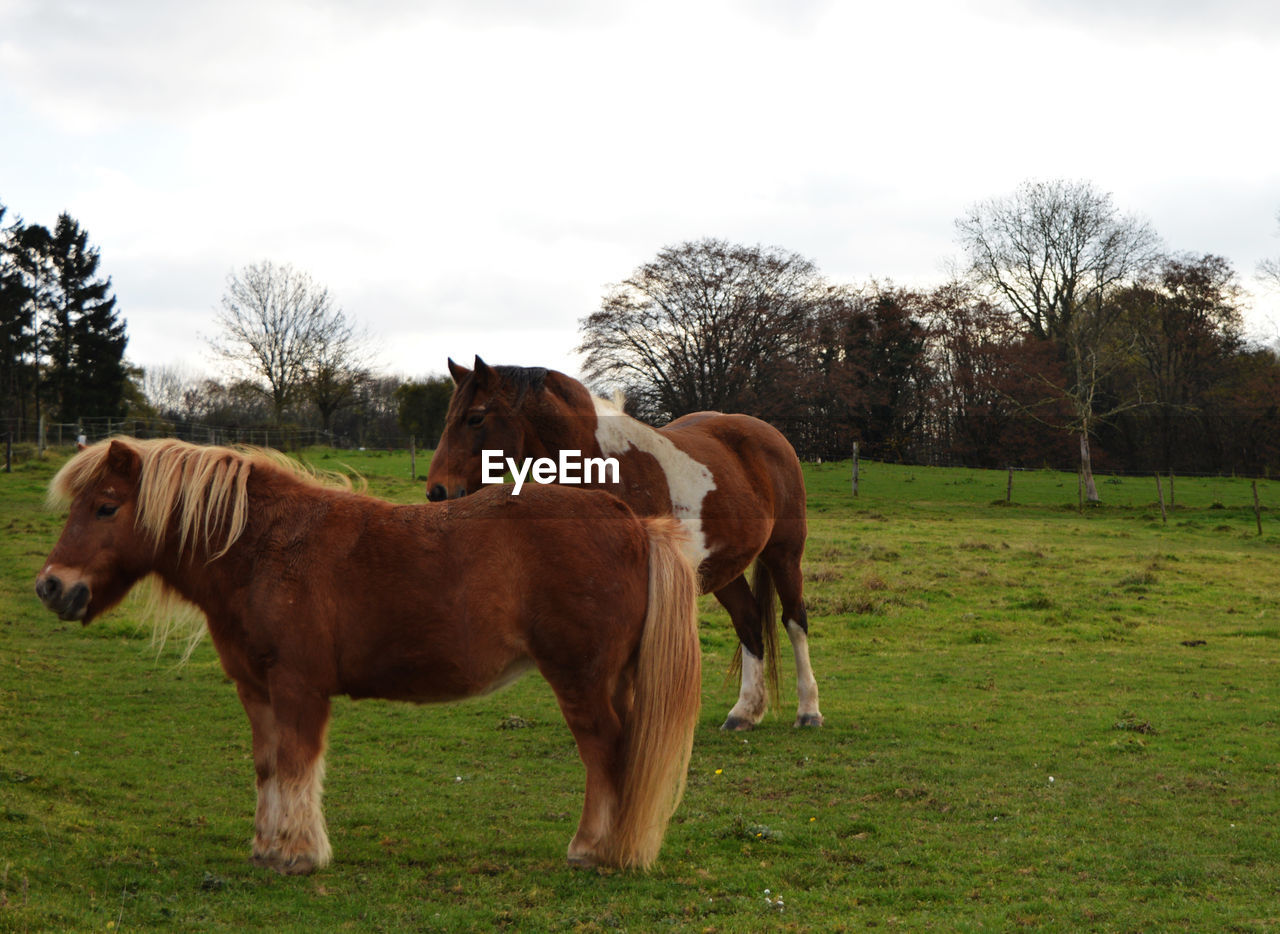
[761,545,823,728]
[715,575,769,732]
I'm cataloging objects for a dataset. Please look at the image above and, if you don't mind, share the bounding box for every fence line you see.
[0,414,1275,485]
[0,416,419,453]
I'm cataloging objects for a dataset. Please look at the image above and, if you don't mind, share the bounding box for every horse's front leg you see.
[239,674,333,875]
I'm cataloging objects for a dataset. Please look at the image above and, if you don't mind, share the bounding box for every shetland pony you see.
[35,437,700,873]
[425,357,822,731]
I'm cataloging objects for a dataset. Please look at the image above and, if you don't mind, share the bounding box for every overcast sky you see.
[3,0,1279,382]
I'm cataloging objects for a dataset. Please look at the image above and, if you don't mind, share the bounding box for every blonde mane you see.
[50,437,351,561]
[49,437,355,661]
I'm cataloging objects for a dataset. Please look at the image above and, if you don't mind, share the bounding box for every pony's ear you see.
[473,355,495,388]
[105,440,141,482]
[447,357,471,385]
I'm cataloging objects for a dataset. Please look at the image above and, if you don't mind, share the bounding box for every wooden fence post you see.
[410,435,417,479]
[1155,474,1167,524]
[851,442,859,497]
[1253,480,1263,536]
[1006,467,1013,504]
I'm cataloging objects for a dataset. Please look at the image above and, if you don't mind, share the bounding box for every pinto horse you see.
[35,437,700,873]
[426,357,822,731]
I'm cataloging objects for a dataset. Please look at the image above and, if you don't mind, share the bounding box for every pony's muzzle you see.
[35,573,90,621]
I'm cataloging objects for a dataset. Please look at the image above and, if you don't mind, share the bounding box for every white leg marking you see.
[725,645,768,727]
[255,773,282,846]
[786,620,823,726]
[257,756,331,872]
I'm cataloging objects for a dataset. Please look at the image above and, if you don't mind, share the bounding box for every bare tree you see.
[142,364,205,421]
[304,311,372,433]
[579,238,821,421]
[209,261,351,425]
[1260,209,1280,293]
[957,179,1160,499]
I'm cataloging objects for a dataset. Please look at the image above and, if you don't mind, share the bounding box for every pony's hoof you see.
[250,851,320,876]
[277,854,318,876]
[567,853,599,869]
[719,716,756,732]
[794,713,824,728]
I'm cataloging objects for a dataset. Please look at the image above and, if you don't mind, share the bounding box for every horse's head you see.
[426,356,547,501]
[36,439,152,623]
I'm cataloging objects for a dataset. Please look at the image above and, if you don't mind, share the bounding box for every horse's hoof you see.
[794,713,824,728]
[719,716,756,732]
[567,853,599,869]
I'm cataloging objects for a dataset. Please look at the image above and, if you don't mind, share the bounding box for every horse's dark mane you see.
[480,365,548,409]
[494,365,548,396]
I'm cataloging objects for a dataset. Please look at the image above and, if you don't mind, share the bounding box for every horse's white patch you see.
[591,396,716,566]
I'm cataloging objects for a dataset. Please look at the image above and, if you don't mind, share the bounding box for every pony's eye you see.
[466,412,485,427]
[96,504,119,519]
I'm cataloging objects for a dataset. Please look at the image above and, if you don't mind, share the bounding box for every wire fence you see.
[1,416,414,456]
[1,414,1275,487]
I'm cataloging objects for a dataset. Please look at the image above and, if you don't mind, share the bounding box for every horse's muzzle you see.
[35,573,90,621]
[427,484,468,501]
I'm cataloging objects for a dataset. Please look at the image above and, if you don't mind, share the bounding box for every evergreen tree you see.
[36,213,128,420]
[0,203,36,428]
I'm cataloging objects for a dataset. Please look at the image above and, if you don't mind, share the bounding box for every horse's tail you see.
[607,516,702,870]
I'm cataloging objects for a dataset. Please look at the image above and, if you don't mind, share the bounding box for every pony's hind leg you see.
[240,675,333,875]
[558,699,625,868]
[715,575,769,732]
[762,547,823,728]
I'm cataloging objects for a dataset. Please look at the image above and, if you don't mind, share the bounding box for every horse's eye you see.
[466,412,485,427]
[96,504,119,519]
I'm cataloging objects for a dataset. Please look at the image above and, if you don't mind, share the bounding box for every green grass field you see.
[2,449,1278,932]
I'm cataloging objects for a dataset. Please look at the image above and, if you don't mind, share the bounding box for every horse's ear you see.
[473,355,495,388]
[447,357,470,385]
[105,440,141,481]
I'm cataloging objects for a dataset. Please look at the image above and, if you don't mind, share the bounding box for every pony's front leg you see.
[235,682,283,868]
[240,675,333,875]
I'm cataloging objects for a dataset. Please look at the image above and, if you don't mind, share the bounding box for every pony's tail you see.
[606,516,702,870]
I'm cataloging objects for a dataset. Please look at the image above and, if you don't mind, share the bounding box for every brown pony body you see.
[35,437,700,873]
[425,357,822,730]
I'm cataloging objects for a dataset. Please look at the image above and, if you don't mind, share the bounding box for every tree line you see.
[0,213,453,448]
[7,181,1280,480]
[580,181,1280,485]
